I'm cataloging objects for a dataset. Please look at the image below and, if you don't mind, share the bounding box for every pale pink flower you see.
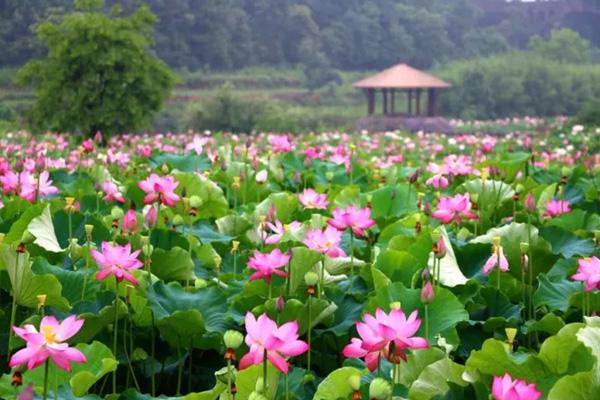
[264,220,301,245]
[255,169,268,183]
[144,205,158,229]
[425,174,449,189]
[19,171,59,202]
[239,312,308,374]
[483,241,510,275]
[303,226,346,258]
[432,193,478,224]
[492,373,541,400]
[102,180,125,203]
[247,248,290,283]
[9,315,86,372]
[543,199,571,217]
[138,173,180,207]
[91,242,143,286]
[269,135,292,153]
[328,205,376,237]
[299,188,329,210]
[571,256,600,292]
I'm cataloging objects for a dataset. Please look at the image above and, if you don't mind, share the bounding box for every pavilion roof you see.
[353,64,451,89]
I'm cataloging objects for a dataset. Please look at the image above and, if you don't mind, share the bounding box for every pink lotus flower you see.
[524,193,536,212]
[328,205,376,237]
[421,281,435,303]
[9,315,86,372]
[426,174,449,189]
[122,209,138,234]
[543,199,571,217]
[269,135,292,153]
[343,308,427,371]
[264,220,302,245]
[144,205,158,229]
[239,312,308,374]
[0,170,20,194]
[303,226,346,258]
[299,188,329,210]
[247,248,290,282]
[102,180,125,203]
[492,373,541,400]
[91,242,143,286]
[81,139,94,152]
[138,173,180,207]
[19,171,59,202]
[483,240,510,275]
[432,193,478,224]
[571,256,600,292]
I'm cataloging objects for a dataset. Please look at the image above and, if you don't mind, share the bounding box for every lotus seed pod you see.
[111,207,124,220]
[190,195,202,208]
[84,224,94,238]
[390,301,401,310]
[492,236,501,247]
[172,214,185,226]
[348,374,361,391]
[519,242,529,254]
[142,244,154,257]
[369,378,392,400]
[140,235,149,246]
[505,327,517,344]
[36,294,47,310]
[304,271,319,286]
[194,278,208,289]
[223,330,244,350]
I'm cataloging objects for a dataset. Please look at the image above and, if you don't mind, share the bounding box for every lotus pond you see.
[0,124,599,400]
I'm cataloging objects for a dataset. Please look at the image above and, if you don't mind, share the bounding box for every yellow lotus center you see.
[42,325,58,344]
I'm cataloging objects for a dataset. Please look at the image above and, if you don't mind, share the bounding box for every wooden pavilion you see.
[353,64,451,117]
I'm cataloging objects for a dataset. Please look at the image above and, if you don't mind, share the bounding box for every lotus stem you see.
[263,348,268,393]
[7,252,19,363]
[113,280,119,394]
[227,358,233,400]
[43,359,49,400]
[307,296,312,372]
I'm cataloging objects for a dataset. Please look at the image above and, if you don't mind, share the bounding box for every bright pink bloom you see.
[432,193,478,224]
[492,373,541,400]
[0,170,19,194]
[122,209,138,234]
[483,243,510,275]
[343,308,427,371]
[303,226,346,258]
[269,135,292,153]
[441,154,474,176]
[18,171,59,202]
[239,312,308,374]
[144,205,158,228]
[247,248,290,282]
[81,139,94,152]
[328,205,376,237]
[543,199,571,217]
[425,174,449,189]
[9,315,86,372]
[421,281,435,303]
[524,193,536,212]
[299,188,329,210]
[91,242,143,286]
[138,173,180,207]
[102,180,125,203]
[571,256,600,292]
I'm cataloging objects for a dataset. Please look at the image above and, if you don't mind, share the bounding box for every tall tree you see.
[16,0,175,135]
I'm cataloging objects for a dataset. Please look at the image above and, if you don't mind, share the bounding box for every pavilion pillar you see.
[416,89,422,115]
[427,89,437,117]
[365,89,375,115]
[390,89,395,115]
[407,90,413,114]
[382,89,388,115]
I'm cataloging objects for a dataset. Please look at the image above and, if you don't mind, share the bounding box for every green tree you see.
[16,0,176,135]
[528,29,591,64]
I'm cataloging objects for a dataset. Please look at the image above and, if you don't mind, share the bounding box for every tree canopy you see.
[15,0,175,135]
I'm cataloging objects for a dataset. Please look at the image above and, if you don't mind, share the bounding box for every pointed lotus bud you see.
[433,237,446,259]
[189,195,202,208]
[223,330,244,350]
[275,296,285,312]
[519,242,529,254]
[348,374,361,391]
[421,267,431,280]
[369,378,392,400]
[421,281,435,304]
[524,193,536,212]
[390,301,401,310]
[122,209,138,234]
[145,205,158,228]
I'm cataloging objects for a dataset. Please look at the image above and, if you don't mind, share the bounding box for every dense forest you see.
[2,0,599,71]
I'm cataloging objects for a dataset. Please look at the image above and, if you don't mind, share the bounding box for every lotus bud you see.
[21,230,35,244]
[390,301,401,310]
[524,193,536,211]
[84,224,94,240]
[433,237,446,259]
[348,374,361,391]
[111,207,124,220]
[369,378,392,400]
[275,296,285,312]
[305,271,319,287]
[519,242,529,254]
[194,278,207,289]
[408,170,418,184]
[36,294,47,310]
[145,205,158,228]
[122,209,138,234]
[421,267,431,280]
[223,330,244,350]
[189,195,202,208]
[421,281,435,304]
